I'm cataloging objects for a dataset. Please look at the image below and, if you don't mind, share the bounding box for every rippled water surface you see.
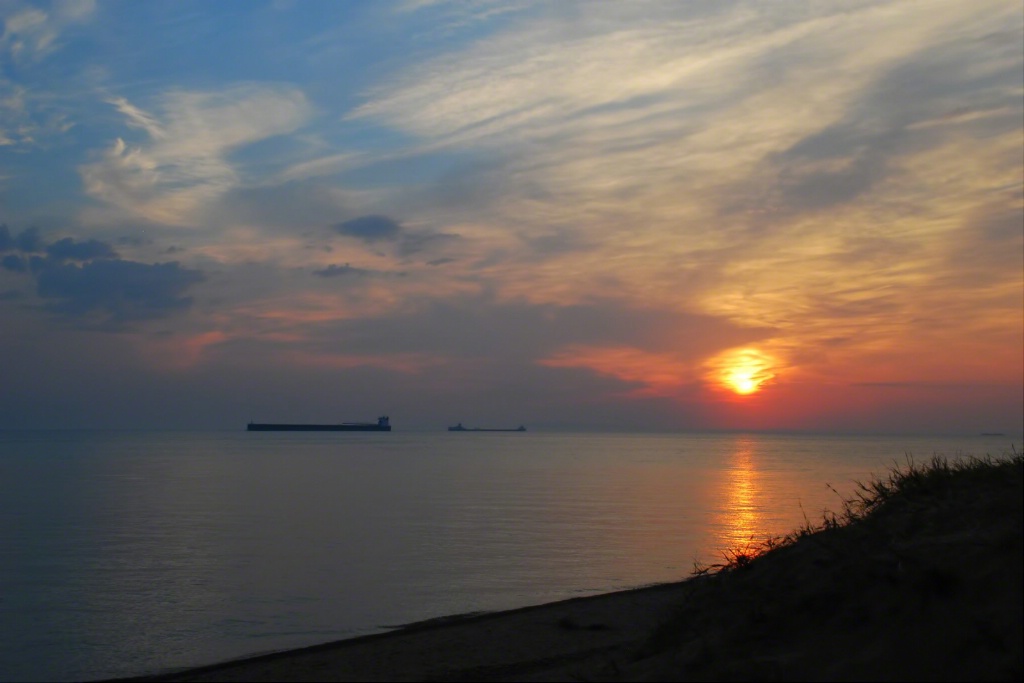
[0,430,1017,681]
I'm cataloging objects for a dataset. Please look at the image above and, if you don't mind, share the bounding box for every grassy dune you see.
[631,452,1024,681]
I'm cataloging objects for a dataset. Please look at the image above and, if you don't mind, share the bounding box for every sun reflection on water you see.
[713,438,767,553]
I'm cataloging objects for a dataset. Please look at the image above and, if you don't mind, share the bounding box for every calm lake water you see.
[0,430,1018,681]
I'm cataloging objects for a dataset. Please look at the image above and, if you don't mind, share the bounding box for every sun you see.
[725,370,760,395]
[710,348,777,396]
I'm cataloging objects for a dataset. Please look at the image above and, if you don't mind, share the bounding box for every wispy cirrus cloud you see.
[349,0,1022,390]
[0,1,93,149]
[80,84,312,225]
[275,152,364,184]
[0,0,94,63]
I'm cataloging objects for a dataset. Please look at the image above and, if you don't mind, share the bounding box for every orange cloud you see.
[143,330,229,371]
[539,345,696,398]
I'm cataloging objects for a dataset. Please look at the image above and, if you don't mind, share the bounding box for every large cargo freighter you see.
[247,416,391,432]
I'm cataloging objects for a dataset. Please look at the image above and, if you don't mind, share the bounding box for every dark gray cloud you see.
[773,128,893,212]
[0,225,205,323]
[115,234,154,247]
[975,205,1024,243]
[35,259,204,322]
[0,225,44,253]
[523,231,593,259]
[217,182,351,232]
[331,214,464,261]
[1,254,27,272]
[14,227,43,252]
[302,294,770,362]
[334,215,402,242]
[731,32,1024,219]
[395,231,460,257]
[1,229,120,262]
[46,237,120,262]
[313,263,373,278]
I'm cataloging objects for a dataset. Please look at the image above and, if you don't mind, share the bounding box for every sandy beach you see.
[120,455,1022,682]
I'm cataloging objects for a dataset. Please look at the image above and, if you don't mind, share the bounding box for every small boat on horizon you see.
[448,422,526,432]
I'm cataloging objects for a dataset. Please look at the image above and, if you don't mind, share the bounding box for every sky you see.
[0,0,1021,434]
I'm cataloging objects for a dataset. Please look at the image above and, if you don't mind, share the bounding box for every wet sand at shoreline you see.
[124,581,701,682]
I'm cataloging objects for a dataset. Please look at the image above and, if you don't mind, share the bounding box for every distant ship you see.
[247,416,392,432]
[448,422,526,432]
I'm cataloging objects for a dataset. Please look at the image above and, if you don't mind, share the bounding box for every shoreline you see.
[118,580,704,682]
[113,455,1022,682]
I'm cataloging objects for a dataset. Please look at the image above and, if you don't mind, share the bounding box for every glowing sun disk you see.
[727,372,759,395]
[711,348,777,396]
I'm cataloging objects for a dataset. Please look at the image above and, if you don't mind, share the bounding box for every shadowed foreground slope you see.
[123,453,1022,682]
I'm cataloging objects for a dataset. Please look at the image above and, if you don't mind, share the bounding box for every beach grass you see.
[638,450,1023,681]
